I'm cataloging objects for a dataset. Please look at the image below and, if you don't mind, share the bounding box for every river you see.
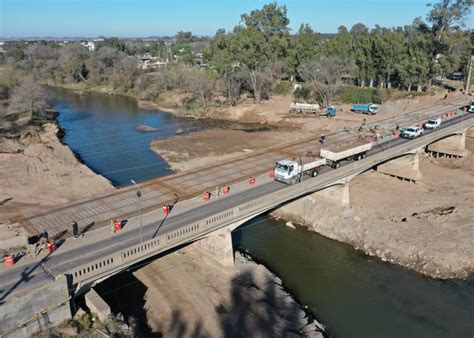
[53,89,474,338]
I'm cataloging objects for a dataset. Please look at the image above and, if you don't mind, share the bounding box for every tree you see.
[424,0,472,89]
[298,54,355,107]
[9,77,49,115]
[286,23,320,81]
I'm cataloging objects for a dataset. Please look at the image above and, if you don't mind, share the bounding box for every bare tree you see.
[298,54,355,107]
[9,77,49,115]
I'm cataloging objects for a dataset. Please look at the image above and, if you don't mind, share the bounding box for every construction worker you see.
[319,134,326,144]
[72,221,79,239]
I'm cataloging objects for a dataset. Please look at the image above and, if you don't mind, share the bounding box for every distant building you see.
[81,41,96,52]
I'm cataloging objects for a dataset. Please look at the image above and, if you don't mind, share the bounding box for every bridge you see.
[1,98,473,337]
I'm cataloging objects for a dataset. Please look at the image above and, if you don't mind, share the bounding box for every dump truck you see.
[351,103,378,115]
[274,156,326,184]
[320,139,373,168]
[289,102,320,114]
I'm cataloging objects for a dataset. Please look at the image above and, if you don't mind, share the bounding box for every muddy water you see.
[54,89,474,337]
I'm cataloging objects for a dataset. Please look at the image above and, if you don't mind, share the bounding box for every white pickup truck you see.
[468,100,474,113]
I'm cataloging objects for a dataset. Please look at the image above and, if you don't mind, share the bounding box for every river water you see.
[52,89,474,338]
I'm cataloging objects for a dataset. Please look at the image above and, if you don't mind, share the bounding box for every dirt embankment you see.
[0,123,114,223]
[133,242,325,337]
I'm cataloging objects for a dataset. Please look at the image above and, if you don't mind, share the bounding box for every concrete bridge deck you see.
[18,97,467,239]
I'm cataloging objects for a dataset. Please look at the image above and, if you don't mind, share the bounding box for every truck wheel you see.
[362,153,367,159]
[311,170,318,177]
[333,162,340,169]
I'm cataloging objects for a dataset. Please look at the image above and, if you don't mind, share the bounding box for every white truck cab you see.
[274,157,325,184]
[469,100,474,113]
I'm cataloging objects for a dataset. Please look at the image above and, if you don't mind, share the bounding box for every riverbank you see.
[131,240,325,337]
[0,121,114,225]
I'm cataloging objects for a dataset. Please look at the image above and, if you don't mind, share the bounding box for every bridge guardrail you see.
[64,115,474,286]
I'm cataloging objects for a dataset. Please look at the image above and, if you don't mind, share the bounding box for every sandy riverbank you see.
[0,123,114,233]
[133,241,325,337]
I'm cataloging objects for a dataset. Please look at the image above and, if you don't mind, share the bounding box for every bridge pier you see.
[196,227,234,267]
[376,149,422,182]
[426,131,470,158]
[311,182,351,209]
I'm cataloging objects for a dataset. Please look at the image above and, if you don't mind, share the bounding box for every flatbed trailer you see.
[320,140,373,168]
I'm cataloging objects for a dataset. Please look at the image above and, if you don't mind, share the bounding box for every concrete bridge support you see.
[312,182,351,209]
[426,131,470,158]
[195,227,234,267]
[0,275,72,338]
[85,288,111,322]
[376,150,422,182]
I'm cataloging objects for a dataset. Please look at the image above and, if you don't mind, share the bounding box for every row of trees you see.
[1,0,472,113]
[205,1,472,105]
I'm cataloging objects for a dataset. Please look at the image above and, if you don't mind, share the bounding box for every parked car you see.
[401,126,424,139]
[424,117,442,129]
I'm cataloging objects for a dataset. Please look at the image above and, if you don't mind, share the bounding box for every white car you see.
[468,100,474,113]
[424,118,442,129]
[401,126,424,139]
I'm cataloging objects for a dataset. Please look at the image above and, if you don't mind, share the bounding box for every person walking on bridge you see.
[72,221,79,239]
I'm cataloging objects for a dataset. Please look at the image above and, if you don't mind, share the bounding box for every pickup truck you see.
[401,126,424,139]
[468,100,474,113]
[424,117,442,129]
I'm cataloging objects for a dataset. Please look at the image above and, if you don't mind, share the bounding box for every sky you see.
[1,0,473,38]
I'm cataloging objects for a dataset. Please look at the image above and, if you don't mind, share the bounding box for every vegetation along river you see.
[53,89,473,338]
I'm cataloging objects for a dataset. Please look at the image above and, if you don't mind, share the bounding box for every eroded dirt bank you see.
[133,242,325,337]
[0,123,114,223]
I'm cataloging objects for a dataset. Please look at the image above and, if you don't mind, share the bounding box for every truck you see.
[274,156,326,184]
[320,140,373,168]
[351,103,378,115]
[468,100,474,113]
[274,139,373,184]
[290,102,320,114]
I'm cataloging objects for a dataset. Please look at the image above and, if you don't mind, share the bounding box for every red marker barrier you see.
[249,176,256,185]
[203,192,210,201]
[114,219,122,233]
[269,170,275,178]
[4,255,14,267]
[163,204,170,216]
[223,186,229,195]
[47,240,56,254]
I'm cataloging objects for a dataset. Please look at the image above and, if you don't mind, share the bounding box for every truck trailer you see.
[320,140,373,168]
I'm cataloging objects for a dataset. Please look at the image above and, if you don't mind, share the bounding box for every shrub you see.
[338,85,377,104]
[293,86,311,101]
[273,80,292,95]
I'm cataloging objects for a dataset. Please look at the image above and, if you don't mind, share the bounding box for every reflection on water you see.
[235,216,474,338]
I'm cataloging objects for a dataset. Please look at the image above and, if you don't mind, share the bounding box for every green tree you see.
[423,0,472,89]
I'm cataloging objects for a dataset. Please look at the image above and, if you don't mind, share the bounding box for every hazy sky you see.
[1,0,473,38]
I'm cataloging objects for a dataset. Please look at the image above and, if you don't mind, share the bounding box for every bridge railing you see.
[64,115,474,286]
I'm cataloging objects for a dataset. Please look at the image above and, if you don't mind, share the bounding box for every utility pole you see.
[465,55,473,99]
[131,179,144,243]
